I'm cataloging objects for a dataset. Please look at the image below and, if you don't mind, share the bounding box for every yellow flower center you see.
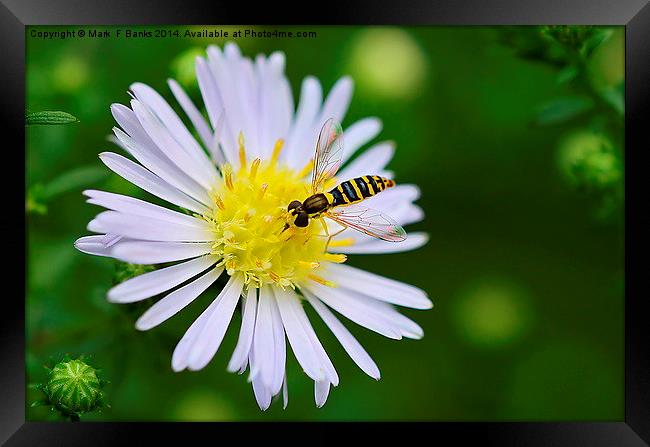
[204,137,347,289]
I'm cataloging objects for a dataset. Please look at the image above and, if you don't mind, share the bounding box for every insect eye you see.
[288,200,302,212]
[294,212,309,227]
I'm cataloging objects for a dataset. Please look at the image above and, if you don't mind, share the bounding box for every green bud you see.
[541,26,594,46]
[42,358,104,417]
[557,130,622,192]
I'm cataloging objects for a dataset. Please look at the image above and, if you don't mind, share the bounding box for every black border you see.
[4,0,649,444]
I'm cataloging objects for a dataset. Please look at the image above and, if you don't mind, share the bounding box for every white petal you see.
[93,210,214,242]
[112,126,212,206]
[270,293,287,394]
[317,76,353,129]
[338,141,394,179]
[307,295,380,380]
[130,99,215,190]
[87,217,106,233]
[251,285,277,388]
[99,152,210,215]
[111,240,212,265]
[172,284,221,372]
[107,254,218,303]
[228,288,258,373]
[208,116,227,165]
[342,292,424,339]
[274,288,325,382]
[265,51,292,150]
[75,236,212,264]
[284,76,322,168]
[135,266,224,330]
[84,190,208,228]
[290,294,339,386]
[334,232,429,254]
[187,274,245,370]
[195,57,237,163]
[195,57,223,131]
[301,284,401,339]
[251,367,272,411]
[207,46,248,152]
[314,380,330,408]
[204,49,241,163]
[131,82,218,182]
[282,374,289,409]
[397,204,425,226]
[111,102,156,148]
[340,118,383,164]
[320,263,432,309]
[167,79,213,150]
[353,184,421,212]
[74,235,120,258]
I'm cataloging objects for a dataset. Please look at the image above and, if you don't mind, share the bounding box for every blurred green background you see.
[26,26,624,421]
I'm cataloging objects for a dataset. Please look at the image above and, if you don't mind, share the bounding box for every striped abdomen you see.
[327,176,396,207]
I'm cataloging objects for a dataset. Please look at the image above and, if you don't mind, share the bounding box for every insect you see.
[284,118,407,246]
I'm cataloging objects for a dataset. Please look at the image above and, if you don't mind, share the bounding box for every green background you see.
[26,26,624,421]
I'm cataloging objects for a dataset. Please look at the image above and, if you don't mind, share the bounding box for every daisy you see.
[74,42,432,410]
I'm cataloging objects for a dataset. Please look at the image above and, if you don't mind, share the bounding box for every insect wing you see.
[326,205,407,242]
[311,118,344,194]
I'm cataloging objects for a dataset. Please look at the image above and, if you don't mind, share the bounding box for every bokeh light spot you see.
[346,28,428,101]
[170,47,205,89]
[453,277,533,348]
[172,390,237,421]
[52,55,89,93]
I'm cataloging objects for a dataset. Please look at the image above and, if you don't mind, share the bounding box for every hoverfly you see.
[284,118,407,246]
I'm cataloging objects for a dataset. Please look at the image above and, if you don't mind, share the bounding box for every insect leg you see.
[324,222,348,253]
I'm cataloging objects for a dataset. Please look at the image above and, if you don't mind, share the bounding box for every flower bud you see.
[43,358,104,417]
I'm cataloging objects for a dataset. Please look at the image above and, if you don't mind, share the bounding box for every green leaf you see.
[600,82,624,116]
[26,110,79,126]
[27,165,109,214]
[556,66,579,85]
[30,400,49,408]
[534,96,594,126]
[41,165,109,200]
[580,29,613,58]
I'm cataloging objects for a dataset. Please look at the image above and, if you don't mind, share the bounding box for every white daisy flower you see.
[74,42,432,410]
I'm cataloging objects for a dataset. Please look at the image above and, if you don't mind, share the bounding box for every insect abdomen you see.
[329,176,395,206]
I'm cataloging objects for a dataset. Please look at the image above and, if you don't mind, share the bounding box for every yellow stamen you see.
[300,261,320,269]
[215,196,225,211]
[238,132,247,170]
[328,238,355,247]
[323,253,347,263]
[250,158,261,180]
[299,159,314,178]
[225,172,234,191]
[271,139,284,165]
[308,274,336,288]
[258,183,268,199]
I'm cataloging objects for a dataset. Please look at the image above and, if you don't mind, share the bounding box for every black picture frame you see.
[3,0,648,444]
